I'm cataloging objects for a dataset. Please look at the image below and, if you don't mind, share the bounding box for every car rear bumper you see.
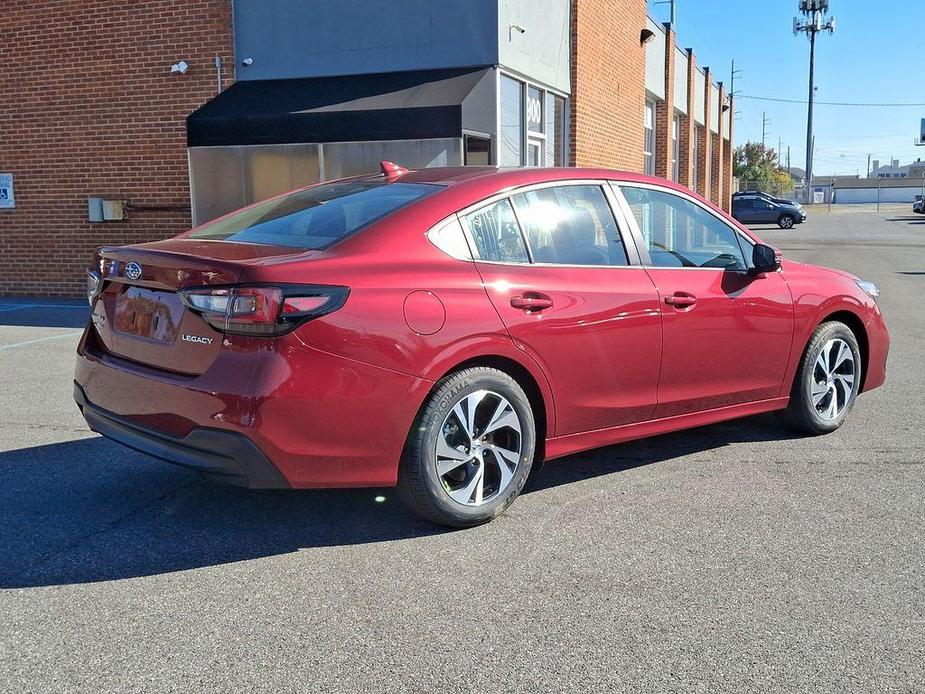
[74,381,289,488]
[74,325,432,488]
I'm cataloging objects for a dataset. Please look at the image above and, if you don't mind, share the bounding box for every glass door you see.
[527,139,543,167]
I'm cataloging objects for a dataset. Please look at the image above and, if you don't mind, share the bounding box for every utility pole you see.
[787,145,791,174]
[778,136,782,165]
[866,153,871,178]
[730,59,743,98]
[794,1,835,201]
[761,112,770,148]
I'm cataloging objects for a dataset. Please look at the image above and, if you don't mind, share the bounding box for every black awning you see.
[187,66,491,147]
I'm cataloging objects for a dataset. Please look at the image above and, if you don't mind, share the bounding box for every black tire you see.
[778,214,795,229]
[397,367,536,528]
[777,321,862,435]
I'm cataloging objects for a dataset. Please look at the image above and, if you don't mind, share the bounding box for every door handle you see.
[664,292,697,308]
[511,293,553,311]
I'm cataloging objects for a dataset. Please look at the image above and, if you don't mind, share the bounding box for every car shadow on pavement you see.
[525,413,792,493]
[0,414,795,589]
[0,301,89,328]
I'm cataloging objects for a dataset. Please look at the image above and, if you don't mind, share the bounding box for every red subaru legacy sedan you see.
[75,164,889,527]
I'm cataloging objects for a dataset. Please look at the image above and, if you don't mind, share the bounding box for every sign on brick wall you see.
[0,173,14,209]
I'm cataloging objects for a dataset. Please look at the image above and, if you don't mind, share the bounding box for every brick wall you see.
[569,0,647,171]
[653,25,675,181]
[0,0,233,296]
[570,8,733,206]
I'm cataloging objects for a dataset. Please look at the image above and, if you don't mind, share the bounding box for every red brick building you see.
[0,0,732,296]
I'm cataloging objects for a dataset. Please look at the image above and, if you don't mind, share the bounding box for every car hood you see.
[780,258,858,282]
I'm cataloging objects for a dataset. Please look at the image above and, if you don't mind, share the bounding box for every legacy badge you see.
[182,334,214,345]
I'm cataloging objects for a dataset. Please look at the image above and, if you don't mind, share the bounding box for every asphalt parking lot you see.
[1,204,923,693]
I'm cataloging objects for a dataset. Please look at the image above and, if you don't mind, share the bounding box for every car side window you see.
[511,185,629,266]
[621,185,747,270]
[464,198,530,263]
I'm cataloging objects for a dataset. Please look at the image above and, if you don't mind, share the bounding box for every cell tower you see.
[794,1,835,196]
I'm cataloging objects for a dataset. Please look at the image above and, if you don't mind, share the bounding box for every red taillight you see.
[282,296,330,314]
[180,285,348,336]
[228,287,282,325]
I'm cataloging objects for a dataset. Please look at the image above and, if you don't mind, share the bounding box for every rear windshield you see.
[187,179,440,249]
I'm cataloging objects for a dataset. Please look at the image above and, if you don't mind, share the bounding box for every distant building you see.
[785,167,806,185]
[908,160,925,179]
[830,177,925,204]
[868,158,925,179]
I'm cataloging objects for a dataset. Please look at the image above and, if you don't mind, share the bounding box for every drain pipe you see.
[214,55,223,93]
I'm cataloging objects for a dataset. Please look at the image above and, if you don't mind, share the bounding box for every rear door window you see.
[511,185,629,266]
[463,199,530,263]
[187,180,440,249]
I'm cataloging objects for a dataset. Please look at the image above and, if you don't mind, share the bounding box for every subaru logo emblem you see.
[125,261,142,281]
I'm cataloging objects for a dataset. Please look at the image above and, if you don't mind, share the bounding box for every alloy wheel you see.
[435,389,523,506]
[812,338,856,421]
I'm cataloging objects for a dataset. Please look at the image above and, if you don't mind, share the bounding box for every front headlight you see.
[855,279,879,302]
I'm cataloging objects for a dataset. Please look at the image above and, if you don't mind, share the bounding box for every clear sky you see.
[646,0,925,176]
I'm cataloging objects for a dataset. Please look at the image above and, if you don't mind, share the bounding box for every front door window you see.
[620,185,748,270]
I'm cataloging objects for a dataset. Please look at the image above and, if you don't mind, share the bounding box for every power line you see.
[740,95,925,107]
[814,132,913,139]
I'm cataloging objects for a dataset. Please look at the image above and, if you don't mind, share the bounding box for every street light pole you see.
[794,1,835,202]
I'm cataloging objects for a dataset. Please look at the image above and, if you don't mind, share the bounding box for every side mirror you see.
[752,243,780,274]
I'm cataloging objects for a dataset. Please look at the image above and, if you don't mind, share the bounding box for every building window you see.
[691,127,700,191]
[527,85,544,134]
[546,93,566,166]
[644,100,656,176]
[464,135,491,165]
[672,114,681,182]
[501,73,567,168]
[500,75,524,166]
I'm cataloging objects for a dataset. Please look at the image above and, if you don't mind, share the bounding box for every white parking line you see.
[0,304,87,312]
[0,332,83,351]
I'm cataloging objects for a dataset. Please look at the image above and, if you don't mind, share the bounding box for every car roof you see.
[393,165,716,204]
[398,165,667,187]
[334,165,766,252]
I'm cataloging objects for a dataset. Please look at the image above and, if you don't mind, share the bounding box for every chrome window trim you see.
[450,179,642,269]
[609,181,756,270]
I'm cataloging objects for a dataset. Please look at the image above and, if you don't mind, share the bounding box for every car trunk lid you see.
[91,240,311,375]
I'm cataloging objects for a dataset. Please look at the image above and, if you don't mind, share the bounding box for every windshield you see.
[187,179,440,249]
